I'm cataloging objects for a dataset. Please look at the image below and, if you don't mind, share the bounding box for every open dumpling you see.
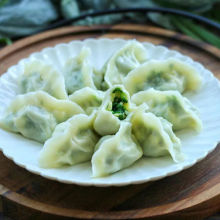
[0,91,84,143]
[132,88,202,132]
[63,47,96,95]
[124,58,202,95]
[93,85,133,136]
[18,60,67,99]
[104,40,148,87]
[92,121,143,177]
[69,87,104,115]
[131,105,183,162]
[38,113,99,168]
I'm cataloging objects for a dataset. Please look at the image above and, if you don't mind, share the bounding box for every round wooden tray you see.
[0,24,220,220]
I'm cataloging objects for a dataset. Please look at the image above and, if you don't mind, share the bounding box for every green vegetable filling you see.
[147,71,168,87]
[167,96,184,114]
[111,88,128,120]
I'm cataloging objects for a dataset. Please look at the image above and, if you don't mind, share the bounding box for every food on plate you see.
[92,121,143,177]
[92,68,105,90]
[63,46,96,95]
[0,40,204,178]
[0,91,84,143]
[93,85,132,136]
[69,87,104,115]
[18,60,68,99]
[132,88,202,131]
[104,41,148,88]
[39,113,99,168]
[124,58,202,95]
[131,105,183,162]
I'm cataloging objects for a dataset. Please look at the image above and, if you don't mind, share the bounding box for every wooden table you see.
[0,24,219,220]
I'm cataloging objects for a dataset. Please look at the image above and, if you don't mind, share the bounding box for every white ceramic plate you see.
[0,39,220,186]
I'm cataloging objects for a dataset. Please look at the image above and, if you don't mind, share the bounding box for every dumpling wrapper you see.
[104,40,148,87]
[69,87,104,115]
[124,58,202,95]
[93,85,133,136]
[132,88,202,132]
[0,91,84,143]
[131,105,184,162]
[92,68,106,90]
[63,46,96,95]
[39,113,99,168]
[92,121,143,177]
[18,60,68,99]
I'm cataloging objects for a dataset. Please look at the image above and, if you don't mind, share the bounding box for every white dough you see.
[69,87,104,115]
[131,105,183,162]
[132,88,202,132]
[104,40,148,87]
[92,121,143,177]
[39,113,99,168]
[124,58,202,95]
[63,47,96,95]
[93,85,133,136]
[18,60,68,99]
[0,91,84,142]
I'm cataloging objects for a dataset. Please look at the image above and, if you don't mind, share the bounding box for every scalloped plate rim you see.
[0,38,220,187]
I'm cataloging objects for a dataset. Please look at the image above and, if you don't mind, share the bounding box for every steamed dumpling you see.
[0,91,84,143]
[38,113,99,168]
[93,85,133,136]
[104,40,148,87]
[131,105,183,162]
[69,87,104,115]
[124,58,202,95]
[63,47,96,95]
[8,106,57,143]
[92,121,143,177]
[132,88,202,132]
[18,60,67,99]
[92,68,106,90]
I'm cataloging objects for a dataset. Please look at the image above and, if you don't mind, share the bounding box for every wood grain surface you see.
[0,24,219,220]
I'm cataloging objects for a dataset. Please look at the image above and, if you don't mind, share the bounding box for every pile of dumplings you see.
[0,40,203,177]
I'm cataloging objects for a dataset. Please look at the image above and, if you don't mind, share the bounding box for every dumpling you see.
[0,91,84,143]
[18,60,67,99]
[69,87,104,115]
[92,68,106,90]
[131,105,183,162]
[104,40,148,87]
[132,88,202,132]
[5,106,57,143]
[124,58,202,95]
[92,121,143,177]
[63,47,96,95]
[38,113,99,168]
[93,85,133,136]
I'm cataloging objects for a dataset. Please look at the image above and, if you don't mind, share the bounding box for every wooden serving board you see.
[0,24,220,220]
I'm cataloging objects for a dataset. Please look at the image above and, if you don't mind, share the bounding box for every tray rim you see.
[0,24,220,219]
[1,37,220,186]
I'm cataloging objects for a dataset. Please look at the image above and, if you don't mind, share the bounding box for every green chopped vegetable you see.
[147,71,167,87]
[170,16,202,40]
[171,16,220,48]
[0,0,8,8]
[0,37,12,45]
[111,88,128,120]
